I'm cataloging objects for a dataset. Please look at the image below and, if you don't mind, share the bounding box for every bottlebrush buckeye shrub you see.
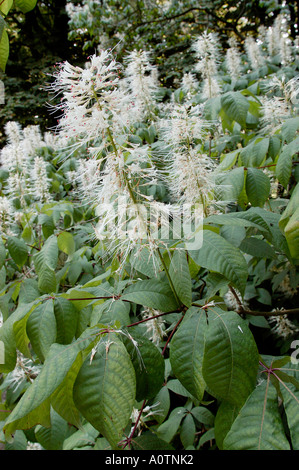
[0,21,298,450]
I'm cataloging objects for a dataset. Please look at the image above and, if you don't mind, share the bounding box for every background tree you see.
[0,0,85,144]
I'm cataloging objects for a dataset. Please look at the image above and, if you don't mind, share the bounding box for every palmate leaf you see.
[189,230,248,296]
[223,377,291,450]
[73,334,136,449]
[202,309,259,406]
[169,307,208,402]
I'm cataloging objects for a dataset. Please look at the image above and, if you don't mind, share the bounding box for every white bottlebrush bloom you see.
[5,352,42,392]
[130,402,163,435]
[123,49,159,121]
[160,103,216,212]
[6,172,31,209]
[31,156,52,203]
[244,37,265,70]
[168,148,216,209]
[181,72,199,96]
[141,307,167,346]
[26,442,43,451]
[0,196,14,235]
[201,76,221,99]
[279,35,293,65]
[71,158,102,204]
[193,32,221,99]
[224,288,248,312]
[50,50,128,149]
[161,103,207,146]
[225,44,242,80]
[4,121,23,145]
[266,27,277,57]
[260,95,290,130]
[0,142,31,175]
[268,314,299,339]
[88,139,170,270]
[193,31,221,64]
[22,125,45,155]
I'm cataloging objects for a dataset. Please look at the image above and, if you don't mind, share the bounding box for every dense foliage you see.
[0,6,298,451]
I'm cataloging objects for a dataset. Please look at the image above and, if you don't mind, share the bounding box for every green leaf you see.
[73,334,136,449]
[214,401,241,450]
[57,232,75,257]
[0,301,40,373]
[33,235,58,293]
[180,413,196,448]
[241,138,269,167]
[268,136,281,160]
[245,168,270,207]
[50,352,83,428]
[283,207,299,259]
[132,432,174,450]
[14,0,37,13]
[157,407,186,443]
[91,299,130,327]
[122,329,165,401]
[239,237,276,259]
[3,333,93,439]
[170,307,208,401]
[189,230,248,296]
[63,423,99,450]
[281,116,299,144]
[217,150,239,171]
[0,27,8,72]
[0,238,6,269]
[279,182,299,231]
[35,408,69,450]
[276,145,293,189]
[215,166,245,202]
[169,250,192,307]
[278,367,299,449]
[26,300,57,362]
[0,0,13,16]
[53,297,78,344]
[202,309,259,406]
[7,236,28,267]
[122,279,179,312]
[221,91,250,128]
[191,406,215,427]
[223,378,291,450]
